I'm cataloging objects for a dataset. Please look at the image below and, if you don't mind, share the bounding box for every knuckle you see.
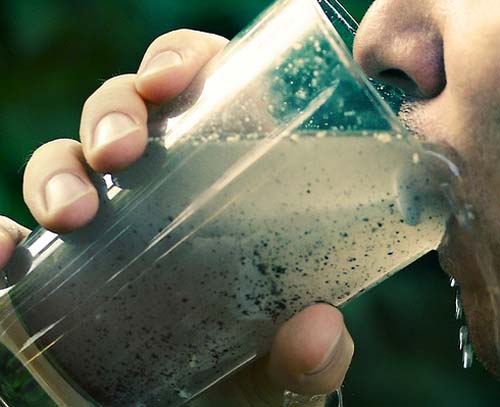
[27,139,80,175]
[81,75,141,133]
[146,29,224,55]
[149,28,198,49]
[31,139,78,160]
[82,91,98,116]
[100,73,136,89]
[83,74,136,109]
[168,28,199,38]
[0,217,27,244]
[0,216,16,231]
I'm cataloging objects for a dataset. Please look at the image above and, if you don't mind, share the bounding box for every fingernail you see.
[305,327,354,376]
[140,50,183,78]
[45,173,92,213]
[94,112,139,149]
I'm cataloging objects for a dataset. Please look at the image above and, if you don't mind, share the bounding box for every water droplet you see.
[455,290,463,320]
[283,390,326,406]
[462,343,474,369]
[465,204,476,221]
[459,325,468,350]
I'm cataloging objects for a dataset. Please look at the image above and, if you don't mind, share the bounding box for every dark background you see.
[0,0,498,405]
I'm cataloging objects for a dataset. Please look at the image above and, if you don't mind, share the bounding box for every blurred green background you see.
[0,0,498,405]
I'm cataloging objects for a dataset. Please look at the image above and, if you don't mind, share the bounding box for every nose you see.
[353,1,446,98]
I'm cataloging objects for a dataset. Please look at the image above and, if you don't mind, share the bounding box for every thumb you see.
[268,303,354,396]
[188,304,354,407]
[0,216,31,272]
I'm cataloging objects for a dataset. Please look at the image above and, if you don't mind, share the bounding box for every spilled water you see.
[450,277,474,369]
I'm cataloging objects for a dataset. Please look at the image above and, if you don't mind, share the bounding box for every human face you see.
[353,0,500,378]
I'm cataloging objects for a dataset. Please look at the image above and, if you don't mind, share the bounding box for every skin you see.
[1,0,499,404]
[354,0,500,378]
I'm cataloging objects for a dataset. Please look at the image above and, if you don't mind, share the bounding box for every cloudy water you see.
[0,131,450,406]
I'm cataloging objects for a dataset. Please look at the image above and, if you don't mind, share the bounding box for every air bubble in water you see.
[178,389,191,399]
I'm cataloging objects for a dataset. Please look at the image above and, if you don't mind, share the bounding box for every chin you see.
[462,290,500,380]
[438,218,500,381]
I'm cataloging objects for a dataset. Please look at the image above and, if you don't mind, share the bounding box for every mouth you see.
[398,94,500,380]
[396,88,451,143]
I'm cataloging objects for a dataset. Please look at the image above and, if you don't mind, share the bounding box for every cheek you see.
[405,0,500,380]
[435,4,500,374]
[461,289,500,379]
[438,220,500,379]
[436,3,500,226]
[445,1,500,113]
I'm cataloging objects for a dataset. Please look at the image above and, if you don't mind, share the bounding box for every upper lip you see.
[397,88,448,144]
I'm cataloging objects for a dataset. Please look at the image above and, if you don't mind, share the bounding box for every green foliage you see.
[0,343,55,406]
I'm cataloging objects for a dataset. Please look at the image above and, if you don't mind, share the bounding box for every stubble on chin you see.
[438,218,500,380]
[397,96,500,380]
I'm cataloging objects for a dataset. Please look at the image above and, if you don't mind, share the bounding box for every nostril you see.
[378,68,420,96]
[380,69,411,81]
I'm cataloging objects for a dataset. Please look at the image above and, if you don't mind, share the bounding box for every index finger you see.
[79,30,228,173]
[136,29,228,104]
[0,217,30,270]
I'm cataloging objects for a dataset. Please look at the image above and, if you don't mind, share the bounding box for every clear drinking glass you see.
[0,0,459,406]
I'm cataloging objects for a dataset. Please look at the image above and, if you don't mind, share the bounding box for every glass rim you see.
[311,0,407,137]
